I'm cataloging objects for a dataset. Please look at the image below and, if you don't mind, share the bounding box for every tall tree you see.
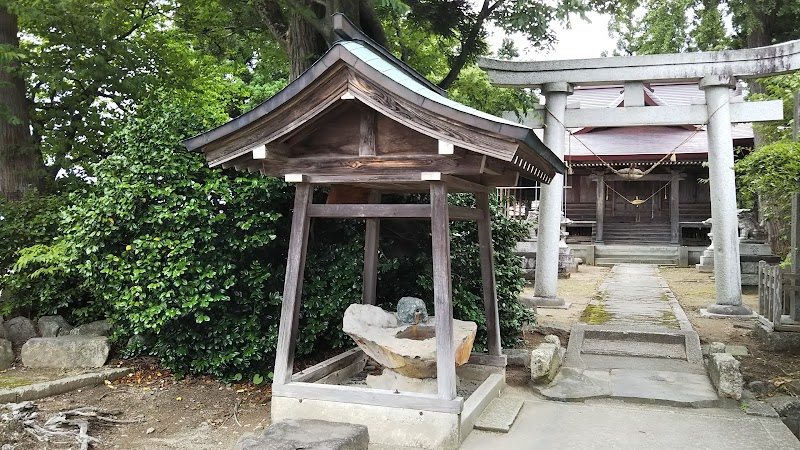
[0,4,44,200]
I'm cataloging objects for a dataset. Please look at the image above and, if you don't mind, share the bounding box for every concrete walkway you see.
[536,264,717,406]
[461,387,800,449]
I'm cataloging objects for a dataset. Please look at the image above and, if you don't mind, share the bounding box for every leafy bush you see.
[735,140,800,257]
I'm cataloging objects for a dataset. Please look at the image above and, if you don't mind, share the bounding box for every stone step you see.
[596,258,677,266]
[473,396,525,433]
[582,338,686,359]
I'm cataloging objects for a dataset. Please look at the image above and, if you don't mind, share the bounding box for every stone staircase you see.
[602,222,672,243]
[594,243,678,266]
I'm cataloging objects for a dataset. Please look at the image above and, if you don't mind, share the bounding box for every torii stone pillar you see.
[532,82,573,306]
[700,75,750,315]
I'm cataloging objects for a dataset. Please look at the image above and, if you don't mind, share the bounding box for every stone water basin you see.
[343,304,477,379]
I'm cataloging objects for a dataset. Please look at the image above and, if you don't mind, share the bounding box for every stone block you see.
[754,322,800,352]
[37,315,73,337]
[4,317,38,346]
[707,353,742,400]
[21,336,110,369]
[503,348,530,368]
[530,343,561,383]
[0,338,13,370]
[68,319,112,337]
[234,419,369,450]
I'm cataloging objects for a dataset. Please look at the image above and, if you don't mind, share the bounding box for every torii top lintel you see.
[183,14,565,188]
[478,39,800,87]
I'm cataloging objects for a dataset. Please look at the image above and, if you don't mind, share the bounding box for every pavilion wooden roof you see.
[184,15,564,189]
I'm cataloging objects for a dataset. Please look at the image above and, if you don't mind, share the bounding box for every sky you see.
[487,12,617,61]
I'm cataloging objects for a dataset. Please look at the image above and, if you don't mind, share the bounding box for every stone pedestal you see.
[739,242,780,286]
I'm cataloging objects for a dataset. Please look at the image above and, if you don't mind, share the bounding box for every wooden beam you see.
[363,191,380,305]
[430,182,457,400]
[272,382,464,414]
[273,183,313,385]
[308,204,430,219]
[468,353,508,367]
[358,109,376,156]
[421,173,490,193]
[476,192,501,357]
[594,174,605,243]
[260,154,486,178]
[448,206,482,221]
[670,171,681,244]
[291,348,366,383]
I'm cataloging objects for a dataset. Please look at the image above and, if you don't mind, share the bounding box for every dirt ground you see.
[1,359,271,449]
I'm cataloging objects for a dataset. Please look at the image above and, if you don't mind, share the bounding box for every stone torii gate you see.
[479,40,800,315]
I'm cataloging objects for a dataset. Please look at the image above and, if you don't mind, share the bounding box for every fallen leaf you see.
[146,427,155,435]
[176,397,182,401]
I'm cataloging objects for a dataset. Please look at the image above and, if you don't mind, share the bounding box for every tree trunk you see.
[0,6,44,200]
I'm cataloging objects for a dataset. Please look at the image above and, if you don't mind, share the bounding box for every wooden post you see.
[430,181,456,400]
[476,192,501,357]
[791,192,800,321]
[595,174,604,243]
[793,90,800,142]
[670,171,681,244]
[362,191,381,305]
[273,183,313,385]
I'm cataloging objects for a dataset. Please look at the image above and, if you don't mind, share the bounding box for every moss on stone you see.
[0,377,32,389]
[581,304,613,325]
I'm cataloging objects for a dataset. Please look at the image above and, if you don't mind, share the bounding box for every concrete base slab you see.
[700,309,759,320]
[461,396,799,450]
[233,419,369,450]
[519,296,571,309]
[272,397,459,450]
[609,369,719,407]
[473,396,524,432]
[536,368,611,401]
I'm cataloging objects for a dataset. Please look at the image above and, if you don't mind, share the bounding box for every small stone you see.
[544,334,561,346]
[707,353,742,400]
[740,389,755,400]
[146,427,155,434]
[4,317,38,346]
[396,297,428,325]
[503,348,530,368]
[0,338,14,370]
[767,395,800,417]
[530,343,561,383]
[37,315,73,337]
[68,319,112,337]
[707,342,726,354]
[747,380,767,394]
[725,345,749,357]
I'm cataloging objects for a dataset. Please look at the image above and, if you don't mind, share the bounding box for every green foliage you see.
[609,0,729,56]
[735,140,800,256]
[749,73,800,144]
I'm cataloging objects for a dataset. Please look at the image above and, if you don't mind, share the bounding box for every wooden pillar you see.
[362,191,381,305]
[595,174,604,243]
[476,192,501,356]
[273,183,313,385]
[791,193,800,321]
[670,171,681,244]
[430,181,456,400]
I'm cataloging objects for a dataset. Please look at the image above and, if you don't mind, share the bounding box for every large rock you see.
[37,315,73,337]
[68,319,112,337]
[234,419,369,450]
[0,317,7,340]
[21,336,110,369]
[707,353,742,400]
[343,304,476,379]
[0,338,14,370]
[4,317,38,346]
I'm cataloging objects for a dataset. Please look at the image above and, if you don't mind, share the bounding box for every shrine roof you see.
[184,15,564,184]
